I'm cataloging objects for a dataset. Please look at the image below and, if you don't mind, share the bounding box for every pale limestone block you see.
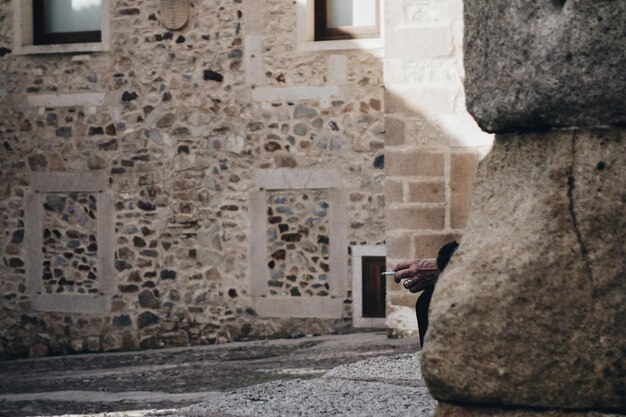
[385,151,444,177]
[407,181,445,204]
[386,26,453,59]
[386,207,445,231]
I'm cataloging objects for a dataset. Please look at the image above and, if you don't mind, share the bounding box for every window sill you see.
[14,42,109,55]
[297,37,383,53]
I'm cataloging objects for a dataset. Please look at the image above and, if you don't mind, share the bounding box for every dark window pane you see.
[43,0,101,33]
[33,0,102,45]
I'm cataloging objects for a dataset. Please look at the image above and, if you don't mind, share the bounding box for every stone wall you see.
[0,0,385,359]
[383,0,492,336]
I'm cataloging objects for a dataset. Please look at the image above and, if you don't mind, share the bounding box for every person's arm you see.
[391,241,459,292]
[392,241,459,348]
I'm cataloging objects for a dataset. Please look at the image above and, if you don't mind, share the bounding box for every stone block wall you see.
[0,0,385,359]
[383,0,492,336]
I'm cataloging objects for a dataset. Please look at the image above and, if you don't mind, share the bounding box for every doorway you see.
[361,256,386,318]
[351,245,386,328]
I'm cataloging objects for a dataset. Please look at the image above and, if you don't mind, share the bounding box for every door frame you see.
[351,245,387,328]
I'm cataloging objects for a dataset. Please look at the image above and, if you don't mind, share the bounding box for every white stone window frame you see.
[248,169,348,318]
[351,245,387,328]
[12,0,111,55]
[25,173,114,314]
[295,0,384,53]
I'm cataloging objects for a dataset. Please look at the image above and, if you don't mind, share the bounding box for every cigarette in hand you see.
[382,271,415,289]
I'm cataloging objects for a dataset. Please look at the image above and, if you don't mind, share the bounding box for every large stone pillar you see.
[421,1,626,415]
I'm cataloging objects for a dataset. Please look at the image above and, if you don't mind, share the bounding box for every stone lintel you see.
[32,294,109,314]
[256,168,342,190]
[252,85,342,102]
[255,297,344,319]
[26,93,106,108]
[32,172,107,192]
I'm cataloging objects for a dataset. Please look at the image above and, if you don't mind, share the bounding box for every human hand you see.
[392,258,439,293]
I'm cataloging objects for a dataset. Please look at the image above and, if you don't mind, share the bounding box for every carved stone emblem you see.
[161,0,189,30]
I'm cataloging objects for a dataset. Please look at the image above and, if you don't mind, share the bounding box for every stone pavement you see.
[0,332,435,417]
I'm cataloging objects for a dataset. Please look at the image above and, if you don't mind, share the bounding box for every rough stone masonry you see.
[422,1,626,416]
[0,0,386,359]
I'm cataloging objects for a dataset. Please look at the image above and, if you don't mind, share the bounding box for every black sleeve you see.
[436,240,459,271]
[416,240,459,349]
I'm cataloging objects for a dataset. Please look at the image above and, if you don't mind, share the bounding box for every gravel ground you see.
[166,354,436,417]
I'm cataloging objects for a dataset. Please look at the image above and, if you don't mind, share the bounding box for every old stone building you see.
[0,0,489,359]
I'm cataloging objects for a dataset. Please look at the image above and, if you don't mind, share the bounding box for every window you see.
[33,0,102,45]
[315,0,380,41]
[12,0,109,55]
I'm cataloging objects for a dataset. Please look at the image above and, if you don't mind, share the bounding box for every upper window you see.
[315,0,380,41]
[33,0,102,45]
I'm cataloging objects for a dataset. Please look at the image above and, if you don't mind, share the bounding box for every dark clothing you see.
[416,240,459,348]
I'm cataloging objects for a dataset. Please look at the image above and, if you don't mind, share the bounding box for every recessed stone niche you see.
[42,192,99,295]
[26,173,113,313]
[249,169,348,318]
[266,189,331,297]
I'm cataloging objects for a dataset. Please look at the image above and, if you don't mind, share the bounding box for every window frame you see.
[32,0,102,46]
[12,0,110,55]
[314,0,381,42]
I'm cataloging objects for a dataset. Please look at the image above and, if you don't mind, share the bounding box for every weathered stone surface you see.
[422,129,626,411]
[435,403,622,417]
[464,1,626,132]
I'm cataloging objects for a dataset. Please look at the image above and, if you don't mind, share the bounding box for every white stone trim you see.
[256,168,342,190]
[12,0,111,55]
[243,0,264,86]
[248,168,348,318]
[351,245,387,328]
[244,34,263,87]
[255,297,344,319]
[248,190,267,297]
[32,294,109,314]
[26,93,106,108]
[252,85,346,102]
[25,173,113,314]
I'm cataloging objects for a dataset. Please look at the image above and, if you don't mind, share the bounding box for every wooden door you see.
[362,256,386,318]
